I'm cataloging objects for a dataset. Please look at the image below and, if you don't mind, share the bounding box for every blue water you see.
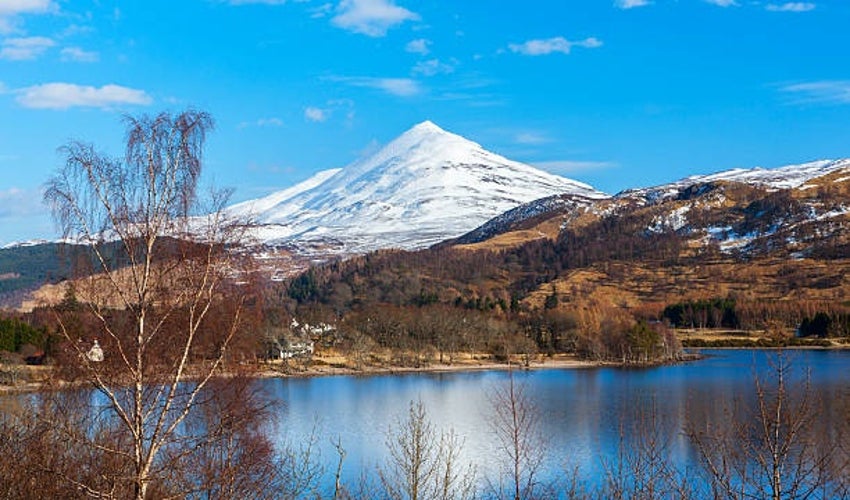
[260,349,850,493]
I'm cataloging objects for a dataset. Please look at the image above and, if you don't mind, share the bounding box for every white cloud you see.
[226,0,287,5]
[704,0,738,6]
[405,38,430,55]
[299,100,356,124]
[59,24,94,38]
[515,132,550,145]
[508,36,602,56]
[0,0,56,34]
[304,106,328,122]
[534,160,616,174]
[16,83,153,109]
[238,117,284,129]
[333,76,421,96]
[0,36,54,60]
[780,81,850,105]
[60,46,99,62]
[765,2,815,11]
[412,58,455,77]
[257,117,283,127]
[310,3,334,18]
[615,0,651,8]
[0,187,46,218]
[0,0,54,16]
[331,0,419,37]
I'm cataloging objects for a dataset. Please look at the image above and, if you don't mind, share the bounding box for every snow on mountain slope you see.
[687,159,850,189]
[231,121,607,254]
[228,168,342,219]
[622,159,850,204]
[451,192,601,246]
[614,159,850,256]
[444,157,850,257]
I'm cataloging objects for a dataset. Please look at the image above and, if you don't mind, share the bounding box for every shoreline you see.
[0,354,646,395]
[0,351,711,395]
[249,355,611,381]
[8,346,849,394]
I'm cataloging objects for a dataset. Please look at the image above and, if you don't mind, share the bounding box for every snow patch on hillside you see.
[622,159,850,203]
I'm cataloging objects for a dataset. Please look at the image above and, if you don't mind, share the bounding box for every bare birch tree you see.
[688,352,842,500]
[487,371,550,500]
[379,399,476,500]
[42,110,257,498]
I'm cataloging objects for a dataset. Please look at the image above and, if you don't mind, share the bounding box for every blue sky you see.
[0,0,848,244]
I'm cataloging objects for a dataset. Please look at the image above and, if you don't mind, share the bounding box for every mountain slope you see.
[620,159,850,204]
[452,158,850,256]
[278,159,850,327]
[230,121,607,255]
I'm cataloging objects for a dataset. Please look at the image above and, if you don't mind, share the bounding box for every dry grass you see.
[523,258,850,312]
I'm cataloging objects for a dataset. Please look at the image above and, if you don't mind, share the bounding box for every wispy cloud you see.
[238,117,284,129]
[304,106,328,122]
[779,81,850,105]
[765,2,815,12]
[405,38,430,55]
[533,160,616,174]
[615,0,651,9]
[0,36,54,60]
[257,117,284,127]
[704,0,738,6]
[331,76,421,97]
[0,187,46,218]
[302,99,355,123]
[508,36,602,56]
[16,83,153,109]
[225,0,287,5]
[60,46,99,62]
[412,58,456,77]
[331,0,419,37]
[515,132,550,145]
[309,3,334,18]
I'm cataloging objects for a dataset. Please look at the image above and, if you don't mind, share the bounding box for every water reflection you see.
[260,350,850,492]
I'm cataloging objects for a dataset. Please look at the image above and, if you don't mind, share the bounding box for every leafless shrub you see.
[688,351,845,500]
[379,399,476,500]
[486,372,552,500]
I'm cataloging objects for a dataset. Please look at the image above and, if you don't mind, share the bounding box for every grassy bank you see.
[677,328,850,348]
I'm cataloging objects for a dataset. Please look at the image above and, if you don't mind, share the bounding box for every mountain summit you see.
[229,121,606,255]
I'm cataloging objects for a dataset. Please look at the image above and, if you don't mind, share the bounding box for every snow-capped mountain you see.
[450,157,850,259]
[229,121,607,255]
[620,159,850,205]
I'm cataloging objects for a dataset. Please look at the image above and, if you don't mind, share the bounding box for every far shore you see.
[7,342,850,395]
[31,342,850,394]
[251,353,609,381]
[1,352,692,395]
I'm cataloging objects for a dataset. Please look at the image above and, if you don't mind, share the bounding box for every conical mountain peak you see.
[230,122,607,255]
[409,120,443,133]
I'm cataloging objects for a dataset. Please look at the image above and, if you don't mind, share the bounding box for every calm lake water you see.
[261,349,850,493]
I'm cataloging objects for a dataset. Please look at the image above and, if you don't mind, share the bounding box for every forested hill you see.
[0,243,79,307]
[279,171,850,331]
[0,239,188,309]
